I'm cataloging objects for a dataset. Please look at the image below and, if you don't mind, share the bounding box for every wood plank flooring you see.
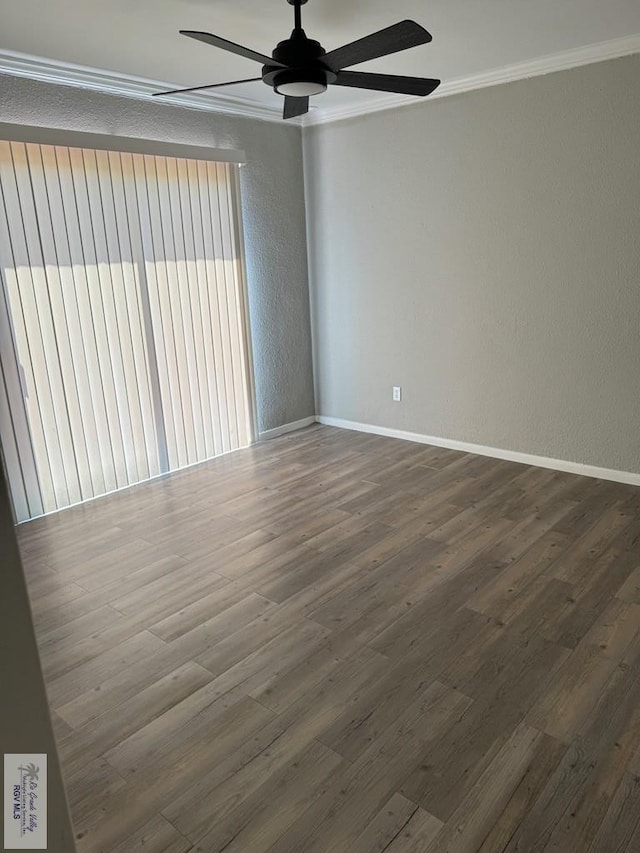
[17,424,640,853]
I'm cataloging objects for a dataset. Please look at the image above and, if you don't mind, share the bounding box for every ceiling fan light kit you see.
[153,0,440,119]
[274,72,328,98]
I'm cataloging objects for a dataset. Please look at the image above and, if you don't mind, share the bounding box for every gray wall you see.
[1,75,315,434]
[0,466,76,851]
[304,53,640,473]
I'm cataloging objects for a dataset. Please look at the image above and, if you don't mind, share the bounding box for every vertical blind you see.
[0,140,254,522]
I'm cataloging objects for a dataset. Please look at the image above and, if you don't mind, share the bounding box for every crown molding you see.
[304,31,640,126]
[0,49,287,124]
[1,31,639,129]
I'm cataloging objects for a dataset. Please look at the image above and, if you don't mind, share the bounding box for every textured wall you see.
[0,75,315,433]
[304,53,640,473]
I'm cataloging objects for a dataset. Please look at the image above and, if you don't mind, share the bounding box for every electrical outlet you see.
[392,386,402,402]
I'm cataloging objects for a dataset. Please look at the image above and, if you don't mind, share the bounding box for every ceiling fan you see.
[153,0,440,119]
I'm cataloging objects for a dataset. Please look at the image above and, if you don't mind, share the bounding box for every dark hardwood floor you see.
[17,424,640,852]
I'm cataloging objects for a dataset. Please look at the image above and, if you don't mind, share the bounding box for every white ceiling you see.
[3,0,640,121]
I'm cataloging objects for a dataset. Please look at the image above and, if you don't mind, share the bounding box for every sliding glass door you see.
[0,139,255,522]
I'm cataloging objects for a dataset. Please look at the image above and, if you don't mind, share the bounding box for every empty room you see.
[2,0,640,851]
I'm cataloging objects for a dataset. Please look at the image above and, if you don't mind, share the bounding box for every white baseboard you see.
[259,416,317,441]
[316,415,640,488]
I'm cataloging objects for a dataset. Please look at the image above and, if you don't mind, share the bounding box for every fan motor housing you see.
[262,34,337,90]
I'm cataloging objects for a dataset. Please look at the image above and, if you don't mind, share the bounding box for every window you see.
[0,138,255,522]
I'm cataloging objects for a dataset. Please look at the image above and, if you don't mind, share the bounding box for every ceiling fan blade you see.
[333,70,440,97]
[180,30,286,68]
[153,77,261,97]
[322,20,431,72]
[283,96,309,120]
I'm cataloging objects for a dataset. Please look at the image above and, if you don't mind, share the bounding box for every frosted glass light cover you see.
[276,80,326,96]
